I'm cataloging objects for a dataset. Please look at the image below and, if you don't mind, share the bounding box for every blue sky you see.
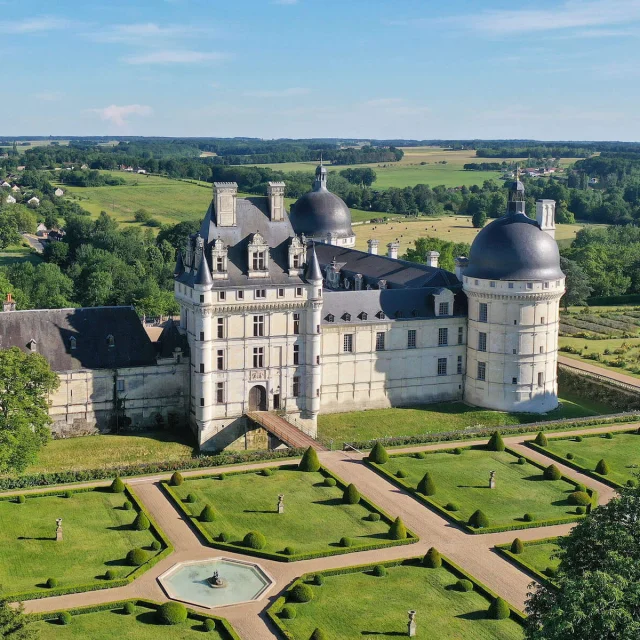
[4,0,640,140]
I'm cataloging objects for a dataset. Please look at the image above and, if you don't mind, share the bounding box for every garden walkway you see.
[18,424,628,640]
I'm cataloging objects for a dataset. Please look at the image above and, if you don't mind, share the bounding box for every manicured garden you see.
[163,454,415,560]
[269,557,524,640]
[497,537,562,585]
[0,485,165,598]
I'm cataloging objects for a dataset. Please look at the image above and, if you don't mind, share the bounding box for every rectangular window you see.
[293,313,300,335]
[293,344,300,365]
[478,332,487,352]
[343,334,354,353]
[477,361,486,381]
[375,332,385,351]
[216,382,225,404]
[255,289,266,299]
[508,282,514,289]
[438,302,449,316]
[479,303,488,323]
[200,363,205,373]
[292,377,300,397]
[293,254,301,268]
[437,357,447,376]
[526,282,533,290]
[295,287,303,297]
[200,331,205,341]
[253,347,264,368]
[544,282,549,289]
[200,294,205,303]
[217,318,224,338]
[438,327,448,346]
[217,349,225,370]
[117,379,125,392]
[540,316,545,324]
[512,377,518,385]
[237,290,244,300]
[538,372,544,387]
[219,291,226,301]
[277,288,284,298]
[490,281,496,288]
[200,397,205,407]
[216,256,224,272]
[252,251,265,270]
[407,329,417,349]
[253,315,265,337]
[457,355,462,374]
[458,326,463,345]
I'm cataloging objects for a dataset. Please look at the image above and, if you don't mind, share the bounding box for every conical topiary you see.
[423,547,442,568]
[310,629,327,640]
[468,509,490,529]
[170,471,183,486]
[511,538,524,554]
[534,432,548,447]
[596,458,610,475]
[487,431,505,452]
[488,597,510,620]
[389,517,407,540]
[299,447,321,472]
[417,472,436,496]
[544,464,561,480]
[200,504,215,522]
[132,512,150,531]
[368,442,389,464]
[110,476,125,493]
[343,483,361,505]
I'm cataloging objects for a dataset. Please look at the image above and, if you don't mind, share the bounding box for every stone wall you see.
[558,366,640,412]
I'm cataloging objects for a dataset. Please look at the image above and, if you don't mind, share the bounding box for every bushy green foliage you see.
[453,447,463,455]
[218,531,229,542]
[524,513,535,522]
[105,569,116,580]
[204,618,216,631]
[243,531,267,550]
[132,512,150,531]
[299,447,320,472]
[156,602,187,625]
[487,431,505,451]
[417,472,436,496]
[46,577,58,588]
[566,452,575,460]
[456,579,473,592]
[575,435,583,442]
[545,566,559,578]
[290,583,314,603]
[170,471,184,486]
[605,432,614,440]
[16,494,25,504]
[151,540,162,551]
[185,493,196,503]
[366,512,381,521]
[468,509,490,529]
[123,500,132,510]
[284,546,295,556]
[389,517,407,540]
[488,597,510,620]
[123,602,135,615]
[569,491,591,506]
[310,628,327,640]
[575,483,587,492]
[110,476,125,493]
[127,547,148,566]
[414,452,426,459]
[200,504,215,522]
[517,457,526,465]
[58,611,72,625]
[368,442,389,464]
[261,468,274,477]
[312,573,324,586]
[544,464,562,480]
[280,605,297,619]
[323,477,336,487]
[63,490,72,498]
[343,483,360,505]
[535,432,549,447]
[627,479,638,488]
[596,458,610,475]
[340,536,354,547]
[445,502,460,511]
[576,506,586,515]
[423,547,442,568]
[395,469,407,479]
[511,538,524,554]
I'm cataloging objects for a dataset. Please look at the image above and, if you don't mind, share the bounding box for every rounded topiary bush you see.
[218,473,225,481]
[105,569,117,580]
[280,605,297,620]
[127,548,148,566]
[310,628,327,640]
[566,452,574,460]
[261,468,274,477]
[170,471,184,486]
[132,512,150,531]
[456,579,473,592]
[58,611,72,625]
[423,547,442,568]
[151,540,162,552]
[453,447,463,455]
[343,483,360,505]
[110,476,125,493]
[323,477,336,487]
[243,531,267,550]
[283,546,295,556]
[63,490,72,499]
[544,464,561,481]
[312,573,324,586]
[575,483,587,492]
[16,495,25,504]
[517,457,526,465]
[605,432,614,440]
[468,510,489,529]
[488,597,510,620]
[204,618,217,631]
[395,470,407,479]
[445,502,459,512]
[185,493,197,503]
[156,602,187,625]
[366,512,381,522]
[511,538,524,554]
[627,479,638,488]
[46,577,58,589]
[417,472,436,496]
[200,504,215,522]
[596,458,610,475]
[373,565,387,577]
[299,447,321,472]
[290,583,314,603]
[576,506,586,515]
[523,513,535,522]
[218,532,230,543]
[487,431,505,452]
[575,435,583,442]
[340,536,354,548]
[534,432,548,447]
[123,500,133,511]
[368,442,389,464]
[569,491,591,506]
[123,602,135,615]
[389,517,407,540]
[415,452,426,460]
[545,566,558,578]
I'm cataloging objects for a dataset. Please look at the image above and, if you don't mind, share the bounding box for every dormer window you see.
[376,311,386,320]
[326,313,335,323]
[248,231,269,278]
[106,334,115,348]
[252,251,266,270]
[216,256,224,272]
[69,336,76,350]
[358,312,368,321]
[27,339,37,352]
[343,313,351,322]
[211,238,228,280]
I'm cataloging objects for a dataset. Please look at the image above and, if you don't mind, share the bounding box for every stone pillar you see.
[407,610,416,637]
[56,518,63,541]
[278,494,284,514]
[489,470,496,489]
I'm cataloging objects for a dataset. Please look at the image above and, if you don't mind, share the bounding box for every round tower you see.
[304,244,323,433]
[463,178,565,413]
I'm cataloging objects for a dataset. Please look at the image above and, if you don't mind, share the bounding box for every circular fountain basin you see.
[158,558,274,609]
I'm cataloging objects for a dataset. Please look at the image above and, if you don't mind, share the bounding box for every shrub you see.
[123,602,135,615]
[312,573,324,586]
[517,457,526,465]
[299,447,321,472]
[16,495,25,504]
[284,546,295,556]
[468,510,489,529]
[123,500,132,510]
[218,532,230,543]
[523,513,535,522]
[575,435,583,442]
[445,502,459,511]
[456,579,473,592]
[243,531,267,550]
[290,583,314,603]
[534,432,548,447]
[544,464,561,481]
[151,540,162,552]
[368,442,389,464]
[605,432,614,440]
[369,564,386,577]
[576,506,586,515]
[200,504,215,522]
[366,512,381,522]
[566,452,574,460]
[156,602,187,625]
[218,473,225,480]
[105,569,117,580]
[389,517,407,540]
[596,459,610,475]
[110,476,125,493]
[170,471,184,486]
[280,605,296,619]
[58,611,72,625]
[323,477,336,487]
[569,491,591,506]
[132,512,150,531]
[204,618,217,631]
[310,629,327,640]
[545,566,558,578]
[414,452,426,459]
[417,472,436,496]
[63,490,72,498]
[395,470,407,479]
[185,493,197,503]
[343,483,360,505]
[511,538,524,554]
[575,483,587,492]
[488,597,510,620]
[627,479,638,488]
[453,447,463,455]
[127,548,148,566]
[423,547,442,568]
[487,431,505,451]
[46,577,58,588]
[261,468,274,477]
[340,537,354,547]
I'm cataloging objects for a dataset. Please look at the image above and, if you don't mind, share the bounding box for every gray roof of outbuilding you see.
[157,321,189,359]
[0,306,157,371]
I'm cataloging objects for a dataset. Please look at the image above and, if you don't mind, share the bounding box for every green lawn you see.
[383,449,583,529]
[0,489,161,597]
[275,562,523,640]
[318,398,599,444]
[32,604,227,639]
[517,540,561,576]
[0,242,42,268]
[545,431,640,487]
[26,431,196,474]
[169,468,403,557]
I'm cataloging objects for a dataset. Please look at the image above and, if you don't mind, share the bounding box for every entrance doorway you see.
[248,385,267,411]
[273,393,280,410]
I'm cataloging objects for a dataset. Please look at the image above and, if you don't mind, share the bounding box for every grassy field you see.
[33,604,227,639]
[0,241,42,268]
[544,431,640,487]
[317,398,598,444]
[276,561,523,640]
[384,448,584,528]
[0,489,160,596]
[516,540,561,575]
[26,431,196,474]
[170,468,399,556]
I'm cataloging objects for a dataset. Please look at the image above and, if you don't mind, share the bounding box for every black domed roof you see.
[465,213,563,281]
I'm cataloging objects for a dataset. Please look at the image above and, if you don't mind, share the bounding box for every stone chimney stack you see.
[455,256,469,281]
[536,199,556,239]
[2,293,15,312]
[387,241,400,260]
[214,182,238,227]
[267,181,286,222]
[367,239,379,255]
[426,251,440,268]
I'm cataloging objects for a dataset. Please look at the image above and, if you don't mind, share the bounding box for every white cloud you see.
[6,16,71,33]
[89,22,214,43]
[122,50,229,65]
[34,91,64,102]
[244,87,310,98]
[88,104,153,126]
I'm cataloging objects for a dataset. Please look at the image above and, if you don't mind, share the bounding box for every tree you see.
[156,220,200,252]
[472,207,487,228]
[0,209,20,249]
[299,447,321,472]
[0,600,38,639]
[559,257,592,310]
[0,347,59,474]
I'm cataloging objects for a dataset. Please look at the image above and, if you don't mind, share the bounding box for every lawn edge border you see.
[495,537,560,590]
[160,464,417,563]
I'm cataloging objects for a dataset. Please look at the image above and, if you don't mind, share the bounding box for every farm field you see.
[0,241,42,268]
[317,398,598,444]
[272,561,523,640]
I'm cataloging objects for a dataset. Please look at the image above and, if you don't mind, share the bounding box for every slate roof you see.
[0,306,157,371]
[156,321,189,359]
